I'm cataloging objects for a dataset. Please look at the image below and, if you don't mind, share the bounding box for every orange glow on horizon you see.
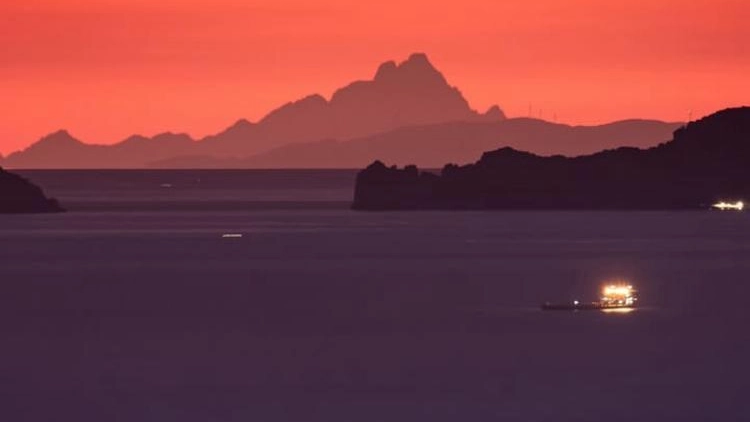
[1,0,749,154]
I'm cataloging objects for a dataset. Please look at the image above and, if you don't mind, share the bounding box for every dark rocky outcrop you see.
[352,107,750,210]
[0,167,64,213]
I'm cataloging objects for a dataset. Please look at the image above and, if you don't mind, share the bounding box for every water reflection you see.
[601,307,636,314]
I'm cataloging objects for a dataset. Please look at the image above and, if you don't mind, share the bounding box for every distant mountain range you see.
[152,118,682,169]
[2,131,195,169]
[1,53,681,169]
[352,107,750,210]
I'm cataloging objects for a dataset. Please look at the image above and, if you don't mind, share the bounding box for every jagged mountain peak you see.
[483,105,506,121]
[398,52,444,79]
[30,130,82,150]
[374,60,398,80]
[40,129,77,142]
[373,53,443,83]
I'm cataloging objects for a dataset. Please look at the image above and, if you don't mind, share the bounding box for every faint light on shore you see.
[712,201,744,211]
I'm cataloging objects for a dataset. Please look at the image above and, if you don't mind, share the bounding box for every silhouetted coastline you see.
[352,107,750,210]
[0,167,64,213]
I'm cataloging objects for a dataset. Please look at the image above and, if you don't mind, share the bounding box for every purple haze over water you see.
[1,170,748,421]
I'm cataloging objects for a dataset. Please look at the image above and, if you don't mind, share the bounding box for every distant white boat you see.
[160,183,173,188]
[712,201,744,211]
[222,233,243,238]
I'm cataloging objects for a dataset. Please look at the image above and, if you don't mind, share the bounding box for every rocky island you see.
[352,107,750,210]
[0,167,64,213]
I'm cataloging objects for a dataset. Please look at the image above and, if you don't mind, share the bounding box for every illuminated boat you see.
[541,284,637,311]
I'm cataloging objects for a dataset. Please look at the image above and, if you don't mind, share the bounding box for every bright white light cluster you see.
[713,201,744,211]
[601,284,636,307]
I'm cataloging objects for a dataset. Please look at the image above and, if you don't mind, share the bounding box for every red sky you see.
[1,0,748,154]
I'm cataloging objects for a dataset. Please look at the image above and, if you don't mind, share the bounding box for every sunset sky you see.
[1,0,748,154]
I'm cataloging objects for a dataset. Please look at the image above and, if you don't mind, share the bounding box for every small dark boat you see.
[541,284,637,311]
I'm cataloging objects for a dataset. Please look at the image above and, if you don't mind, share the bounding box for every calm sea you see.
[1,170,748,422]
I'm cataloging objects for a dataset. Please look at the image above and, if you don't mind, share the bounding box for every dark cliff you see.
[0,167,64,213]
[352,107,750,210]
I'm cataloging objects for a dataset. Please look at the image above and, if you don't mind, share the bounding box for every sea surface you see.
[2,170,749,422]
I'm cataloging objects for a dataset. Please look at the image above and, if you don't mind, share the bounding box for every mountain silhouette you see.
[2,130,194,169]
[1,53,679,168]
[3,53,503,168]
[197,52,503,156]
[158,118,679,168]
[352,107,750,210]
[0,167,64,213]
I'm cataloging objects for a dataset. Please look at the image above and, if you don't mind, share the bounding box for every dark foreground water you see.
[2,170,749,421]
